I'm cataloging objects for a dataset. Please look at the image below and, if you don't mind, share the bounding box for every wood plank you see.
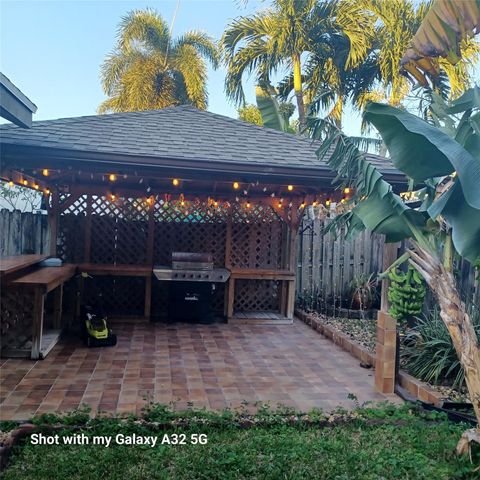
[83,194,92,262]
[230,268,295,280]
[12,264,76,293]
[0,254,49,277]
[39,329,62,359]
[144,275,152,319]
[52,284,63,329]
[49,189,59,256]
[31,288,45,360]
[77,263,152,276]
[227,278,235,318]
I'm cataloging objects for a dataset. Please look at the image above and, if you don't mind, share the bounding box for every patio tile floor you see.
[0,319,399,420]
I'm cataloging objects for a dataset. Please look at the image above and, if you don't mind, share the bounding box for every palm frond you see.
[174,31,220,69]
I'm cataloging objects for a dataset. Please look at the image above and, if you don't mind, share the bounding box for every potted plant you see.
[348,273,378,311]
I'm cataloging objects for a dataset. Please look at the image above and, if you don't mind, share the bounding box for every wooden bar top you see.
[11,264,76,293]
[0,254,49,278]
[77,263,153,276]
[230,268,295,280]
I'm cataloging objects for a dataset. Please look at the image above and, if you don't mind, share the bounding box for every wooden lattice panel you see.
[83,275,145,316]
[230,203,285,269]
[90,196,149,265]
[0,288,34,350]
[58,194,87,263]
[233,279,281,312]
[153,200,227,266]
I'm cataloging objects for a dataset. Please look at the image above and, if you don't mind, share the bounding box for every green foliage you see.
[311,88,480,264]
[238,104,263,126]
[3,404,478,479]
[388,266,426,322]
[348,272,378,310]
[99,8,219,113]
[403,307,480,390]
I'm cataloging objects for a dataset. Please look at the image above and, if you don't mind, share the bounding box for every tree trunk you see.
[292,54,306,133]
[409,245,480,431]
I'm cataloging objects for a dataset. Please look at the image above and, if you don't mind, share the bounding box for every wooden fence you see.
[297,218,479,310]
[0,209,50,257]
[296,219,385,306]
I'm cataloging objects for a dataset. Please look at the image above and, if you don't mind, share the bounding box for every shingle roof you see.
[0,105,398,175]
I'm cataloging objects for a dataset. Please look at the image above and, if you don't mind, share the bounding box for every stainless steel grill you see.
[153,252,230,283]
[153,252,230,323]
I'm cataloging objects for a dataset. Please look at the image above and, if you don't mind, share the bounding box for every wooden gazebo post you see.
[375,241,400,394]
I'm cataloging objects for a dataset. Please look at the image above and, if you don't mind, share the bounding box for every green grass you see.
[2,403,479,480]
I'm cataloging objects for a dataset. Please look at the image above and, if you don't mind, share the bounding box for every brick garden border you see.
[295,309,444,407]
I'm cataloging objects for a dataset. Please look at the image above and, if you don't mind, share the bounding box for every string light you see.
[287,185,294,191]
[277,201,282,208]
[172,178,180,186]
[42,169,49,177]
[325,199,331,207]
[343,187,350,194]
[146,196,153,206]
[109,174,117,182]
[22,179,28,186]
[300,202,305,209]
[341,197,346,203]
[110,194,116,201]
[33,183,39,190]
[233,181,240,190]
[312,200,317,207]
[8,181,14,187]
[246,202,251,208]
[213,200,218,208]
[45,188,50,195]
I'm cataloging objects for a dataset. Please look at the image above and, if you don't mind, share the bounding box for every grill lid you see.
[171,252,213,271]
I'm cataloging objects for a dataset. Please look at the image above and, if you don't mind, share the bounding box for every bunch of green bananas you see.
[387,265,426,322]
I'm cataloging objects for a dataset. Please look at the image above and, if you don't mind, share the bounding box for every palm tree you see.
[222,0,373,130]
[99,8,219,113]
[355,0,479,106]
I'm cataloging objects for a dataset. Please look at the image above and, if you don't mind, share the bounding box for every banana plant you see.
[255,85,295,133]
[309,87,480,448]
[401,0,480,86]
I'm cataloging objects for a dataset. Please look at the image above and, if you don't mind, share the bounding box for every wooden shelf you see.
[77,263,152,277]
[230,268,295,280]
[1,329,61,359]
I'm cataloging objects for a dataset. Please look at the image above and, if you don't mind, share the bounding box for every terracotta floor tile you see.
[0,320,400,418]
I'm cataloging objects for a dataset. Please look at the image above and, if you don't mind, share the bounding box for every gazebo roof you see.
[0,105,402,188]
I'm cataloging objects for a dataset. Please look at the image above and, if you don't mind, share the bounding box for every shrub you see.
[402,306,480,390]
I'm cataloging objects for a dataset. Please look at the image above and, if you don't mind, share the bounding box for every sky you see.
[0,0,365,136]
[2,0,469,137]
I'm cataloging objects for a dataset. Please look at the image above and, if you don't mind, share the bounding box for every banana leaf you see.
[364,103,480,210]
[401,0,480,82]
[429,183,480,264]
[255,86,287,132]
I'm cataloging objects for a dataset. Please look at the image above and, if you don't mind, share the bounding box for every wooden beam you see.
[83,194,92,262]
[52,284,63,329]
[48,189,59,257]
[31,288,45,360]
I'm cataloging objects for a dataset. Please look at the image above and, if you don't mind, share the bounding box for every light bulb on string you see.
[172,178,180,186]
[109,173,117,182]
[42,169,49,177]
[287,185,293,191]
[233,181,240,190]
[8,181,14,187]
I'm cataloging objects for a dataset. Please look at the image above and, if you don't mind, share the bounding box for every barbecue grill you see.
[153,253,230,322]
